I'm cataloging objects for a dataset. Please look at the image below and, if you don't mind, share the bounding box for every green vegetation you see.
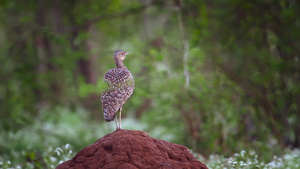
[0,0,299,168]
[202,149,300,169]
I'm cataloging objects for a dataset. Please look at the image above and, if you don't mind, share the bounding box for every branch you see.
[177,0,190,89]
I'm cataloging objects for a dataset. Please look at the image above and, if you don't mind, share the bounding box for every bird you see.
[101,50,135,130]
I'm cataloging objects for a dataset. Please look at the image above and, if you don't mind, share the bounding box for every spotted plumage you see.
[101,50,135,130]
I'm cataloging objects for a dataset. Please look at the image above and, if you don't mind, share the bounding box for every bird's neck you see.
[115,59,127,69]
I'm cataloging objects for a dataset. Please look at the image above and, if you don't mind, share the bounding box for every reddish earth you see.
[56,130,208,169]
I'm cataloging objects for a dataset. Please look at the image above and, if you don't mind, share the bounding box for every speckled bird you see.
[101,50,135,130]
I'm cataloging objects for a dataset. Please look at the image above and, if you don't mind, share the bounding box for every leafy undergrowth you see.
[0,143,74,169]
[195,149,300,169]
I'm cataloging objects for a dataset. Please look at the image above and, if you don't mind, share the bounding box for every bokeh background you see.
[1,0,300,167]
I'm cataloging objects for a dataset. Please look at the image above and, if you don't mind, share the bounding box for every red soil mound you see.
[56,130,208,169]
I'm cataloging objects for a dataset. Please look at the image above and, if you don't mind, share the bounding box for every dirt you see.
[56,129,208,169]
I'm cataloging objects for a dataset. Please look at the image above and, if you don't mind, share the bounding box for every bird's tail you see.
[103,110,116,122]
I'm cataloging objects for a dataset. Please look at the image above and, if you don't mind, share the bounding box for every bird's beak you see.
[126,52,130,55]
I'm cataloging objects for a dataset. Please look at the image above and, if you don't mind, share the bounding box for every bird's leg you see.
[114,117,119,130]
[119,107,122,129]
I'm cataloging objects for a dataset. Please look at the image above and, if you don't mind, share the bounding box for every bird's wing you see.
[101,68,135,122]
[101,86,134,122]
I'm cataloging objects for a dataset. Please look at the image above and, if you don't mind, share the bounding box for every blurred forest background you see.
[1,0,300,166]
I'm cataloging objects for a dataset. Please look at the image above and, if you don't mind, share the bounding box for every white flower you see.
[55,147,63,156]
[50,157,57,163]
[65,144,70,150]
[240,150,246,157]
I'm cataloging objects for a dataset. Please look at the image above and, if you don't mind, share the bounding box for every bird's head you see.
[113,50,130,61]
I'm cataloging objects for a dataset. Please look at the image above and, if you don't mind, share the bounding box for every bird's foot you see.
[115,128,122,131]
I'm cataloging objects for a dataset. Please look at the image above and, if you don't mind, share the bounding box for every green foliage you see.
[78,78,108,97]
[0,107,105,166]
[199,149,300,169]
[0,143,75,169]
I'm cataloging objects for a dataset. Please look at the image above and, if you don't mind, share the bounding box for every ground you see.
[56,129,208,169]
